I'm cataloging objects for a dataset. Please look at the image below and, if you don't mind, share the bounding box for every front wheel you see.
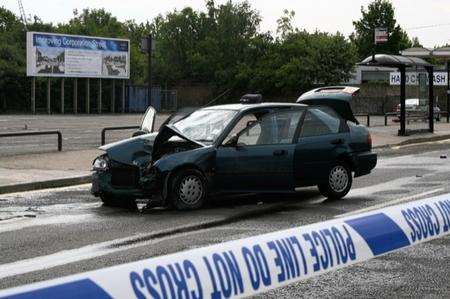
[169,169,207,210]
[318,162,352,201]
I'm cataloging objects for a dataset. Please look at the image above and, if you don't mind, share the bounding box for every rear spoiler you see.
[297,86,360,102]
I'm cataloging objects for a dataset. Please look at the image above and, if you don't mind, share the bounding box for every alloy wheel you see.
[178,175,204,205]
[329,165,349,193]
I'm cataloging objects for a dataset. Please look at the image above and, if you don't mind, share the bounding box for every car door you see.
[140,106,156,133]
[294,107,348,186]
[215,109,304,192]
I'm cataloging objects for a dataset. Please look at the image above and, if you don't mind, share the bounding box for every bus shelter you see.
[359,54,434,136]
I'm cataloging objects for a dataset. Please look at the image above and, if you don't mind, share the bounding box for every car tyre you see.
[100,193,137,210]
[318,162,352,201]
[169,169,207,211]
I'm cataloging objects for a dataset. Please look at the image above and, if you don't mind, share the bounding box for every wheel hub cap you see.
[179,176,203,205]
[329,166,349,193]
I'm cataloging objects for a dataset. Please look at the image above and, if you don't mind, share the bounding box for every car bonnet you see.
[151,125,206,162]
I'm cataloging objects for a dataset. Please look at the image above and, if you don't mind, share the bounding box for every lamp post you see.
[141,35,154,108]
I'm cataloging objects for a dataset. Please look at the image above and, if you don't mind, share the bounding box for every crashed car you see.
[92,89,377,210]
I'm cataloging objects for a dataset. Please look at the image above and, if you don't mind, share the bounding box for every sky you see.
[3,0,450,47]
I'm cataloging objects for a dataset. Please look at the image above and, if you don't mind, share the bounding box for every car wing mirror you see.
[224,135,238,147]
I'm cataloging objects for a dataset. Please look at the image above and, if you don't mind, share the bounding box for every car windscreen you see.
[172,109,237,144]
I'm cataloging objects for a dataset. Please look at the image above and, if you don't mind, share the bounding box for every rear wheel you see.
[169,169,207,210]
[318,162,352,201]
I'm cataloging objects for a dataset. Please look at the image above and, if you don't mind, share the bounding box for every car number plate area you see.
[111,167,140,188]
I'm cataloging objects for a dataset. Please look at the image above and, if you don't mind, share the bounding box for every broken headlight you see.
[93,155,109,171]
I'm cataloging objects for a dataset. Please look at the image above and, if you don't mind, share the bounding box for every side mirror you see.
[224,135,238,147]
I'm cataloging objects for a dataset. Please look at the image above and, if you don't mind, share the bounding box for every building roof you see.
[432,47,450,58]
[400,47,432,57]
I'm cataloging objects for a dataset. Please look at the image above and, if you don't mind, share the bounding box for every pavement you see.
[2,114,450,192]
[0,145,449,297]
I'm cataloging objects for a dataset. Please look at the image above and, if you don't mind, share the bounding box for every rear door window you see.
[237,109,304,145]
[300,107,340,137]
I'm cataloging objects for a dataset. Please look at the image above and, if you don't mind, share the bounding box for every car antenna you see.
[202,89,232,107]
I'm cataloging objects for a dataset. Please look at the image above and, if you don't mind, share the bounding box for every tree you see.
[0,7,27,111]
[351,0,412,59]
[276,9,296,40]
[411,37,422,47]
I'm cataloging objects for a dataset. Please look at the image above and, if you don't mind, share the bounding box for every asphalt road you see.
[0,145,450,297]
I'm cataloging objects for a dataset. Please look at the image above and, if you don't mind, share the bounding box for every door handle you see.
[273,149,287,156]
[330,138,345,145]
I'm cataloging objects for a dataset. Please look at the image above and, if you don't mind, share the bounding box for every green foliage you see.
[0,1,361,111]
[351,0,412,59]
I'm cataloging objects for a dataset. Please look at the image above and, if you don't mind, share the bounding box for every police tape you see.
[1,194,450,299]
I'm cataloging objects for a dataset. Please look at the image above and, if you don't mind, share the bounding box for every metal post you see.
[122,79,126,113]
[47,77,51,114]
[86,78,90,114]
[60,78,65,114]
[31,77,36,114]
[111,80,115,113]
[428,66,434,133]
[57,131,62,151]
[399,66,406,136]
[447,61,450,123]
[98,78,102,114]
[147,34,152,107]
[73,78,78,114]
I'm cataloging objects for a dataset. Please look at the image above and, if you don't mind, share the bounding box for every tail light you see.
[367,133,372,149]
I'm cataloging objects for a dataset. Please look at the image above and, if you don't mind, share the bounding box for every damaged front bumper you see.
[91,168,163,202]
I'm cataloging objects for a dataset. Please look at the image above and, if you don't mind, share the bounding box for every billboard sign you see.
[27,32,130,79]
[374,27,388,44]
[390,72,448,86]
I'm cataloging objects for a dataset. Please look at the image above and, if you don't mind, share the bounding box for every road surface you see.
[0,144,449,297]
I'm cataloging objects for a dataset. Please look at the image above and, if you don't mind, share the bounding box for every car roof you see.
[202,102,306,112]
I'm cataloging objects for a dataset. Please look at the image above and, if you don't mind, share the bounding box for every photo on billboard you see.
[102,52,127,76]
[35,47,65,74]
[27,32,130,79]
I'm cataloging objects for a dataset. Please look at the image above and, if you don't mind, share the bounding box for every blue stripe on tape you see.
[345,213,411,256]
[2,279,112,299]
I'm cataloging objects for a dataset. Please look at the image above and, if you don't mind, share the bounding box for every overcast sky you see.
[3,0,450,47]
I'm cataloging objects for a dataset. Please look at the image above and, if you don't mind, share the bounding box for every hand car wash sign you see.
[390,72,448,86]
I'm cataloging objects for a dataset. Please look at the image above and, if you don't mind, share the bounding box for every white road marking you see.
[346,177,417,197]
[0,226,223,280]
[0,184,90,198]
[0,214,94,233]
[335,188,445,218]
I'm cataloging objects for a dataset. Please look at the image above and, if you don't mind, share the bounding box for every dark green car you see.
[91,87,376,210]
